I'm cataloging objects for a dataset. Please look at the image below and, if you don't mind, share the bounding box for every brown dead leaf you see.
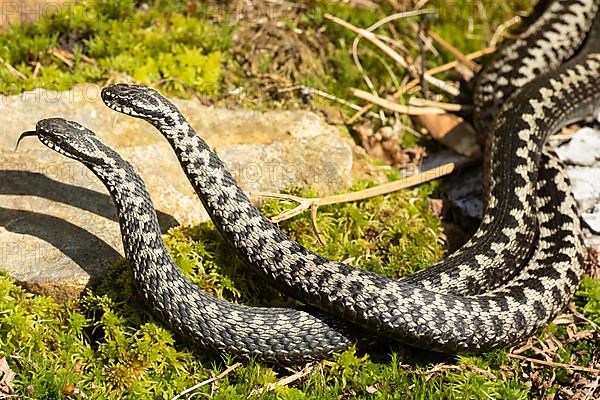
[586,246,600,279]
[353,120,425,167]
[566,324,595,342]
[413,113,482,158]
[429,198,444,217]
[0,357,15,395]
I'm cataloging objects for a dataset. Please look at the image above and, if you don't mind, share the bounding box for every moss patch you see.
[0,0,232,96]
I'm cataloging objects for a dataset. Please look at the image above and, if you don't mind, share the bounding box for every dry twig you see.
[0,57,27,80]
[351,88,446,115]
[251,363,317,396]
[507,354,600,374]
[408,97,469,111]
[427,30,479,71]
[252,162,461,230]
[172,362,242,400]
[490,15,521,47]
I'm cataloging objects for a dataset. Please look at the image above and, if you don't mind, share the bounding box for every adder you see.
[99,0,599,356]
[20,0,599,362]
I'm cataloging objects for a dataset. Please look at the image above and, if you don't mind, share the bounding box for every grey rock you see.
[564,165,600,210]
[0,84,353,300]
[582,204,600,233]
[555,128,600,166]
[555,128,600,239]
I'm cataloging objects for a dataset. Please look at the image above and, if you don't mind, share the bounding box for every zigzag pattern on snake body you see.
[24,116,579,363]
[24,0,598,362]
[20,119,358,363]
[97,0,600,355]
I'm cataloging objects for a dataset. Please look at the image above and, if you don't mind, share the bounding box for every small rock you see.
[555,127,600,243]
[581,204,600,233]
[564,165,600,210]
[555,127,600,166]
[421,149,469,172]
[445,166,484,221]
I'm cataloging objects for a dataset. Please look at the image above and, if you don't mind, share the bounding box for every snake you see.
[19,118,361,363]
[21,118,569,364]
[21,0,598,362]
[98,0,600,356]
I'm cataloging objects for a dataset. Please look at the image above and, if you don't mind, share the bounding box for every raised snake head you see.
[101,84,180,128]
[18,118,110,166]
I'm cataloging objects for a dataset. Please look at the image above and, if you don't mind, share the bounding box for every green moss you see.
[0,0,232,97]
[576,276,600,324]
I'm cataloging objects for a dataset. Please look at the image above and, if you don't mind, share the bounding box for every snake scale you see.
[22,0,600,362]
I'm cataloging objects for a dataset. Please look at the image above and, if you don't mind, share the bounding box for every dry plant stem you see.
[252,162,459,226]
[427,30,479,71]
[172,362,242,400]
[351,88,446,114]
[408,97,469,111]
[422,46,496,76]
[490,15,522,47]
[418,16,429,98]
[0,57,26,80]
[31,61,41,79]
[424,364,496,379]
[277,85,386,122]
[350,10,434,123]
[507,354,600,374]
[51,49,74,68]
[251,363,317,396]
[324,13,458,97]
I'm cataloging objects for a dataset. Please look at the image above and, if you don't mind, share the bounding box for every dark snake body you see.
[31,0,600,362]
[33,121,580,361]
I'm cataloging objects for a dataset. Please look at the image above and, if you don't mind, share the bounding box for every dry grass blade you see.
[421,46,496,76]
[347,46,495,123]
[490,15,521,47]
[351,88,446,114]
[172,362,242,399]
[351,9,436,98]
[408,97,468,111]
[507,354,600,374]
[427,30,479,71]
[0,57,26,80]
[250,363,317,396]
[325,13,458,96]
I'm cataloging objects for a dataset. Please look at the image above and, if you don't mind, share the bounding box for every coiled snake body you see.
[26,0,600,362]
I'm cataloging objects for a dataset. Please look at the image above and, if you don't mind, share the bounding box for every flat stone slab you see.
[0,84,353,301]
